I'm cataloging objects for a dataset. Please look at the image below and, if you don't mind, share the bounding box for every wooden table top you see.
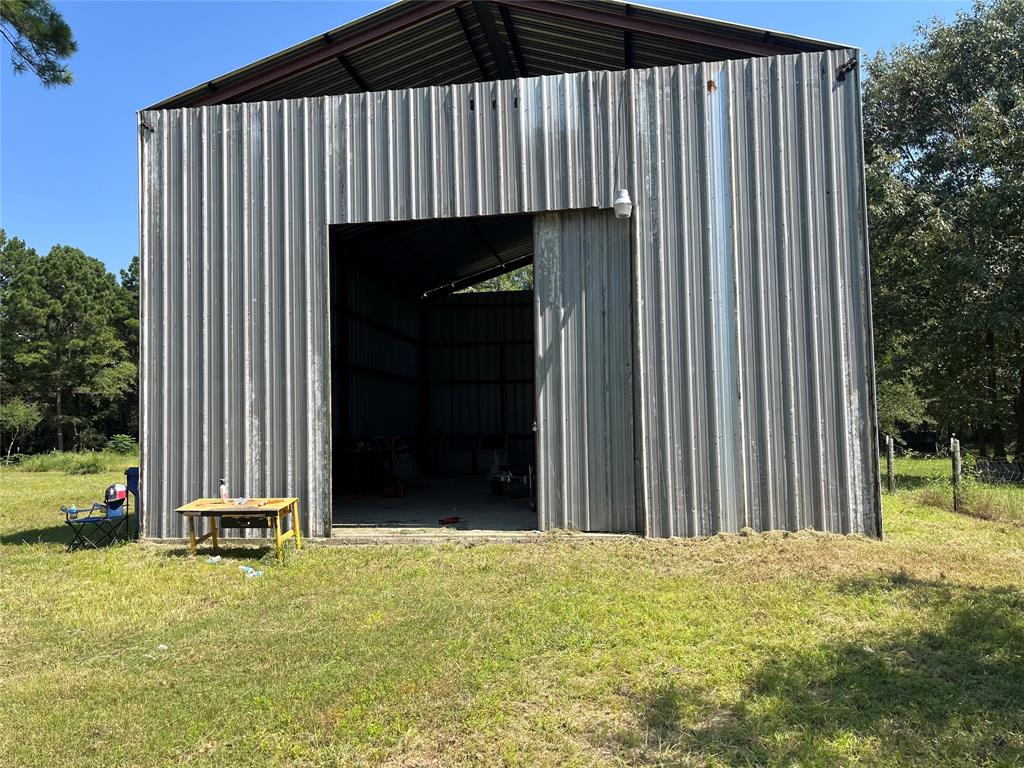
[175,497,298,516]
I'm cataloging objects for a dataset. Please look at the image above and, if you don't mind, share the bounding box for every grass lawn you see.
[2,459,1023,767]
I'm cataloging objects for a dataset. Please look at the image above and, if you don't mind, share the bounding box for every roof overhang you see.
[146,0,852,110]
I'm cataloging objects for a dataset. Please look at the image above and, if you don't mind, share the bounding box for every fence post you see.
[951,435,962,512]
[886,435,895,493]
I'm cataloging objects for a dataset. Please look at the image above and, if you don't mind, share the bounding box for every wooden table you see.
[175,498,302,562]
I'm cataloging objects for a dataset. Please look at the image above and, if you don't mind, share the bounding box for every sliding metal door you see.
[534,209,637,532]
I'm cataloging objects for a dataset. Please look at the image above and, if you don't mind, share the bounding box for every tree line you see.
[865,0,1023,457]
[0,231,138,456]
[1,0,1020,459]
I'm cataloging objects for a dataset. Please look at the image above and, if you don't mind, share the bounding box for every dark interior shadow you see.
[614,572,1024,763]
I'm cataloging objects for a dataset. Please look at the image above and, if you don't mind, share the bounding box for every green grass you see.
[890,455,1024,525]
[2,459,1024,766]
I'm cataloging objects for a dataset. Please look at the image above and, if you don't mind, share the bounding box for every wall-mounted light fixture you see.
[613,188,633,219]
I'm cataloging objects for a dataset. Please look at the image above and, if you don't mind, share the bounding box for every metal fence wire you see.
[882,434,1023,514]
[974,456,1024,485]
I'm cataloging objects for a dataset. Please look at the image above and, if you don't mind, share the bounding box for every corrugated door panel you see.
[534,209,637,532]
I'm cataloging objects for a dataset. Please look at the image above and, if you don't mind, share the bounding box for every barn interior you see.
[329,213,538,532]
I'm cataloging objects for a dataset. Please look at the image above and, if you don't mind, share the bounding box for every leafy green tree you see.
[0,396,42,459]
[865,0,1024,456]
[117,255,140,436]
[0,235,136,451]
[0,0,76,87]
[118,255,140,352]
[0,230,47,402]
[461,265,533,293]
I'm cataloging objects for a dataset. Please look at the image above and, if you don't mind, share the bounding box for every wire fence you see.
[882,434,1024,520]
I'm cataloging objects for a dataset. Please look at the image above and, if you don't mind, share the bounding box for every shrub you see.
[68,455,105,475]
[106,434,138,454]
[13,451,137,475]
[18,452,76,472]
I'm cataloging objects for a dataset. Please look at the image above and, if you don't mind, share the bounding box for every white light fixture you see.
[613,188,633,219]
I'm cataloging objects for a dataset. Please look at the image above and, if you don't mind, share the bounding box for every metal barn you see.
[138,0,881,540]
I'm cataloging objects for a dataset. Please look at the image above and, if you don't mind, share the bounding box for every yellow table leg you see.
[187,516,198,555]
[273,512,283,563]
[292,501,302,551]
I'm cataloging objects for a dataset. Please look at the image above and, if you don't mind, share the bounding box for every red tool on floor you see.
[438,516,460,525]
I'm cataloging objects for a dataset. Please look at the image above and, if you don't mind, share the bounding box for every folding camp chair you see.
[62,483,130,552]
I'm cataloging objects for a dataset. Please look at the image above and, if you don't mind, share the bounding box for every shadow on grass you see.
[618,573,1024,764]
[884,474,951,492]
[0,514,139,548]
[0,522,75,547]
[158,545,279,562]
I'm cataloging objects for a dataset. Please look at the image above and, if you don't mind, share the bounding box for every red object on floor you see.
[438,516,460,525]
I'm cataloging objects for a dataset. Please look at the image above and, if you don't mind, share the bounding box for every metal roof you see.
[331,214,535,298]
[147,0,849,110]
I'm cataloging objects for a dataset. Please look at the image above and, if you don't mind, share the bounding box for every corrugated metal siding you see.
[139,99,331,538]
[630,51,880,537]
[534,209,637,532]
[323,71,626,224]
[139,49,879,539]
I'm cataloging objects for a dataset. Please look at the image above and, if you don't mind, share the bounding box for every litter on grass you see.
[238,565,263,578]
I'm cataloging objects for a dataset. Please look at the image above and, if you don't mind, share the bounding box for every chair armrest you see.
[61,503,107,521]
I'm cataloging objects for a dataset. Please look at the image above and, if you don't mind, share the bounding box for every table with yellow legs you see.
[174,498,302,562]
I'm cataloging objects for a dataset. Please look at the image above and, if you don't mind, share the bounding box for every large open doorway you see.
[329,213,539,533]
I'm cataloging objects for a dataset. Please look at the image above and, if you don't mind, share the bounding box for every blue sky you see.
[1,0,969,276]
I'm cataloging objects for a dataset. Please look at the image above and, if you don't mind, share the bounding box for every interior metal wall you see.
[343,268,421,438]
[139,50,879,539]
[427,292,535,472]
[534,209,637,532]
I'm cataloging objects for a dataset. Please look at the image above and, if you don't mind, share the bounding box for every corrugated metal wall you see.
[139,99,331,538]
[139,48,879,539]
[322,69,628,223]
[535,209,637,532]
[630,54,880,537]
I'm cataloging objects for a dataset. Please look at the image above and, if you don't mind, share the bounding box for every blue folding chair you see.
[62,483,130,552]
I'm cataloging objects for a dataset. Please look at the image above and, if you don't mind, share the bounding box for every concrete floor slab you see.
[333,476,536,534]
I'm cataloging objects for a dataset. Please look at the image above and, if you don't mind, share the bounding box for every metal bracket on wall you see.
[835,57,857,82]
